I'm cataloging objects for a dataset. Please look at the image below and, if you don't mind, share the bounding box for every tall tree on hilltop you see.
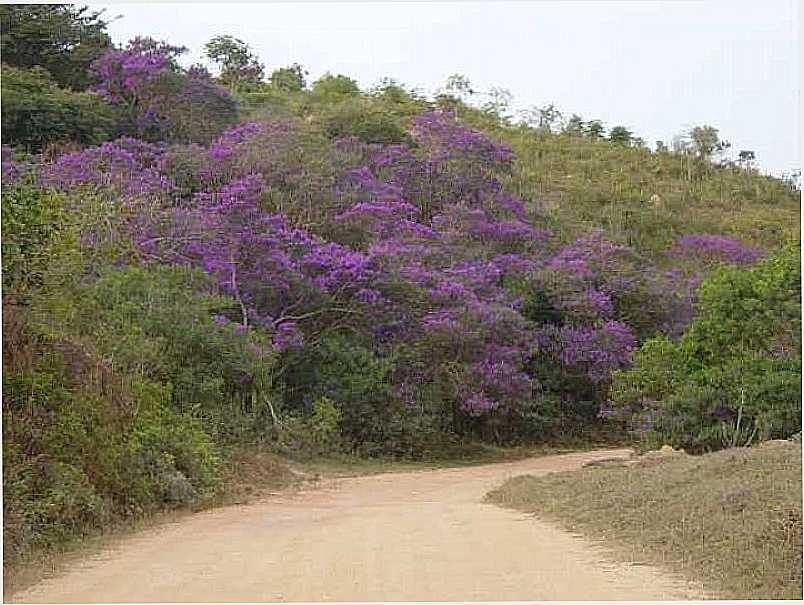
[203,35,264,93]
[270,63,308,92]
[609,125,633,146]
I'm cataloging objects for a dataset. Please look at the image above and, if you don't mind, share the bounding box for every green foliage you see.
[608,125,633,146]
[688,125,721,158]
[3,323,218,562]
[37,265,280,442]
[309,396,343,449]
[270,63,307,92]
[278,396,344,457]
[280,335,417,455]
[0,4,111,90]
[686,242,801,361]
[319,97,412,144]
[146,70,240,144]
[311,73,360,99]
[1,184,75,295]
[610,243,802,451]
[1,65,119,151]
[203,34,264,92]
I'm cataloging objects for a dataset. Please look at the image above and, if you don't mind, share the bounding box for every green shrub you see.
[36,265,280,443]
[145,70,239,144]
[1,65,119,150]
[610,243,802,451]
[280,335,418,455]
[309,396,343,450]
[311,73,360,100]
[2,336,218,562]
[276,396,345,458]
[1,184,76,295]
[320,97,411,144]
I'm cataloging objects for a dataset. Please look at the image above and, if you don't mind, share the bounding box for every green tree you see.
[689,125,719,158]
[609,125,633,146]
[585,119,605,139]
[481,87,513,119]
[1,65,119,151]
[688,125,731,162]
[0,4,111,90]
[737,150,756,167]
[537,103,562,131]
[270,63,308,92]
[311,73,359,99]
[203,35,264,92]
[610,243,802,451]
[563,114,584,135]
[445,73,474,102]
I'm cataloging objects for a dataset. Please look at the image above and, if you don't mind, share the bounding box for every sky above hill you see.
[89,0,799,177]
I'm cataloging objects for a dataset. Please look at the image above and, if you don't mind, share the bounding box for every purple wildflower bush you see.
[669,233,766,266]
[27,104,771,444]
[90,37,238,143]
[2,145,26,184]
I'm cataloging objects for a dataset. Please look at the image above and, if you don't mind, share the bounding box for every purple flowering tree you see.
[91,37,237,143]
[34,104,741,444]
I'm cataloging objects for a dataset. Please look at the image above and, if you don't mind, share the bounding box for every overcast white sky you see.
[89,1,799,176]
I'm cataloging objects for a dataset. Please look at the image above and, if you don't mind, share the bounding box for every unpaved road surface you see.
[13,449,701,603]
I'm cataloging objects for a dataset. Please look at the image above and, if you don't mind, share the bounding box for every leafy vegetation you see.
[1,13,800,577]
[0,4,111,90]
[608,244,801,452]
[1,65,120,151]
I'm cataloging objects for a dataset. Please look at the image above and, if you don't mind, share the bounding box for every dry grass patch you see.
[487,441,802,600]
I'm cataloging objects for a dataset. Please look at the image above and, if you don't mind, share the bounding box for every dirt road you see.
[12,449,700,603]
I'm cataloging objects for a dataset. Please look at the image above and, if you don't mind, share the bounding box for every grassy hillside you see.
[238,85,801,259]
[487,441,803,600]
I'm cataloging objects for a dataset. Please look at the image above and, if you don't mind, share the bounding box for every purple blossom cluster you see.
[29,108,703,423]
[669,233,766,265]
[90,37,235,139]
[90,37,177,104]
[41,138,173,201]
[537,320,637,382]
[2,145,24,183]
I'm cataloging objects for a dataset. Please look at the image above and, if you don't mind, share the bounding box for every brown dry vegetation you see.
[486,441,803,600]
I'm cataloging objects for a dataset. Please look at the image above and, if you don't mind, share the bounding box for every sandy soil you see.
[11,448,702,603]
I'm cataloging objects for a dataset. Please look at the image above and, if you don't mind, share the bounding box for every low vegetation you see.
[487,441,803,600]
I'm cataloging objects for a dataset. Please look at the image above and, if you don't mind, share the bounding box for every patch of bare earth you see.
[10,449,701,603]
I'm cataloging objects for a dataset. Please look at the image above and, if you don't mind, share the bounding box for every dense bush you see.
[37,266,281,442]
[608,243,801,451]
[0,4,111,91]
[144,70,240,144]
[25,107,787,449]
[2,306,219,562]
[91,38,239,143]
[280,335,411,455]
[319,97,412,144]
[1,183,71,294]
[1,65,120,151]
[311,73,360,100]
